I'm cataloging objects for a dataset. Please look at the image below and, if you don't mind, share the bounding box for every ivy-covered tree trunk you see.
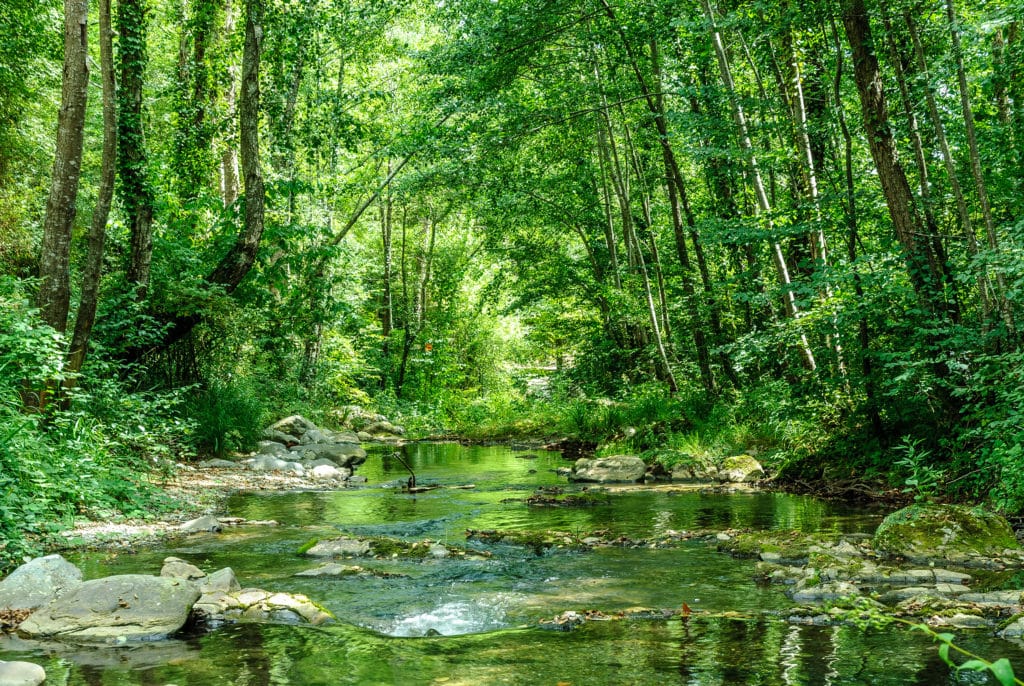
[207,0,264,291]
[219,0,240,207]
[37,0,89,333]
[118,0,155,297]
[67,0,116,378]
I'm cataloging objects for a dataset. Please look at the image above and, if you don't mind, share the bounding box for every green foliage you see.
[185,379,267,457]
[893,437,943,502]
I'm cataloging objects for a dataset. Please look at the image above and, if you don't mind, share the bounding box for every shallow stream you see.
[3,443,1024,684]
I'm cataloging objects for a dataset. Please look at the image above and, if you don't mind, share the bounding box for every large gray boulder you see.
[256,440,290,457]
[268,415,318,438]
[363,421,404,436]
[201,568,241,594]
[246,455,305,474]
[289,442,366,467]
[19,575,200,641]
[179,515,223,534]
[0,555,83,611]
[160,557,206,582]
[0,661,46,686]
[571,455,646,483]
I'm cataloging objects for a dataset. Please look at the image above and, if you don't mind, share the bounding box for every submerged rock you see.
[0,555,83,612]
[872,504,1023,564]
[304,538,373,558]
[19,575,200,641]
[571,455,646,483]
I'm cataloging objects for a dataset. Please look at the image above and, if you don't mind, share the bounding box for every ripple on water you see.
[371,594,519,637]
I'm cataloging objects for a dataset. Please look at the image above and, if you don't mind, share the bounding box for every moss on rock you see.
[873,504,1021,562]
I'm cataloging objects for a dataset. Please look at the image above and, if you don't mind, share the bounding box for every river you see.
[3,442,1023,684]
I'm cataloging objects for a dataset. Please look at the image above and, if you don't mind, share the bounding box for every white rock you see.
[0,661,46,686]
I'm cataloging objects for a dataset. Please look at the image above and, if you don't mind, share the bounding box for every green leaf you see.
[938,643,952,665]
[989,658,1017,686]
[956,659,987,671]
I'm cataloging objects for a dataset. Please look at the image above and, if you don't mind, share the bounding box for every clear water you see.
[3,442,1022,684]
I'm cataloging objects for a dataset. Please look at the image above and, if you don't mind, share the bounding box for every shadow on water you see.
[13,442,1023,684]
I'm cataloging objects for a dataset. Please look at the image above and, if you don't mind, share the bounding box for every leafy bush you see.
[185,379,267,456]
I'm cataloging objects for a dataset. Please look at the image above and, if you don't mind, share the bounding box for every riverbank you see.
[53,463,350,551]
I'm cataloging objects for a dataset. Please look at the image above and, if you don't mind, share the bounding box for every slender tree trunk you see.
[992,29,1013,132]
[379,175,394,389]
[702,0,817,372]
[67,0,116,378]
[599,14,717,393]
[397,215,436,398]
[37,0,89,334]
[594,120,623,290]
[118,0,155,297]
[945,0,1014,334]
[904,10,981,322]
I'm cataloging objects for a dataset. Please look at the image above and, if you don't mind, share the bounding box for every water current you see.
[2,442,1023,684]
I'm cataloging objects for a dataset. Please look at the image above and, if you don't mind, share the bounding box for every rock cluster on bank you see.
[196,410,407,480]
[567,452,764,484]
[0,553,332,651]
[717,504,1024,634]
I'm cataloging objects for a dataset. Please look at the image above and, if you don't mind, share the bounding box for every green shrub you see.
[185,379,267,456]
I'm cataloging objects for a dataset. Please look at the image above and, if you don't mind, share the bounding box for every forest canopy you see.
[2,0,1024,567]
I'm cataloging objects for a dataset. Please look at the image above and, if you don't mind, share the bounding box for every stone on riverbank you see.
[179,515,223,533]
[718,455,765,483]
[872,504,1024,565]
[0,661,46,686]
[663,452,764,483]
[571,455,646,483]
[18,575,200,641]
[0,555,82,612]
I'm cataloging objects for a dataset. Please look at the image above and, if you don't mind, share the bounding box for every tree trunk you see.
[379,175,394,389]
[67,0,116,378]
[37,0,89,333]
[830,16,883,439]
[219,0,240,207]
[945,0,1014,334]
[902,10,983,325]
[701,0,816,372]
[842,0,960,421]
[207,0,264,292]
[118,0,155,297]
